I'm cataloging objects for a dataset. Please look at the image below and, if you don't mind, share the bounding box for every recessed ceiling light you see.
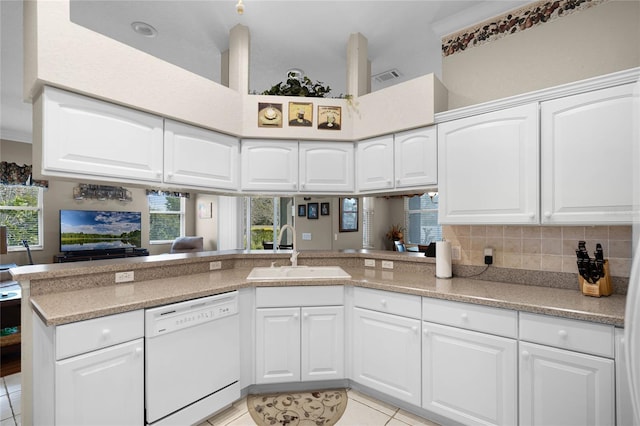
[131,21,157,38]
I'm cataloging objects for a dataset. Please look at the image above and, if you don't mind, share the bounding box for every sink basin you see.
[246,266,351,281]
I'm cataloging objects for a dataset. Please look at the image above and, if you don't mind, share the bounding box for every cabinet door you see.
[42,86,164,182]
[241,140,299,192]
[255,307,301,384]
[299,142,354,192]
[541,84,635,224]
[301,306,344,381]
[356,135,394,191]
[519,341,614,426]
[422,322,517,426]
[395,127,437,188]
[352,307,421,405]
[438,103,539,224]
[164,119,239,190]
[55,339,144,426]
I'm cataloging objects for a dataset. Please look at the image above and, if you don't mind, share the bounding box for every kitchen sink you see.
[246,266,351,281]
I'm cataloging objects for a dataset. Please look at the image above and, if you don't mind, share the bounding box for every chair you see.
[170,236,204,253]
[393,240,406,252]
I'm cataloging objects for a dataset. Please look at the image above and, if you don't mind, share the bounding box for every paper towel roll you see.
[436,241,452,278]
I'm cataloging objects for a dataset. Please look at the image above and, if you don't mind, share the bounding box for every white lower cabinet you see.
[256,307,301,383]
[422,322,517,426]
[33,309,144,426]
[519,313,615,426]
[352,307,421,405]
[56,339,144,425]
[255,286,344,384]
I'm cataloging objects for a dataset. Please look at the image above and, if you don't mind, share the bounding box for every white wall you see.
[442,0,640,108]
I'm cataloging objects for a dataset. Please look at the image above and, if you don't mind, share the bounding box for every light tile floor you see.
[0,375,439,426]
[0,373,21,426]
[199,389,441,426]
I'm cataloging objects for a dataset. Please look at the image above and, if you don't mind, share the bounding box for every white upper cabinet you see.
[41,86,164,183]
[241,140,299,192]
[438,103,539,225]
[394,127,437,188]
[164,120,239,190]
[356,135,395,192]
[299,142,355,193]
[541,84,636,224]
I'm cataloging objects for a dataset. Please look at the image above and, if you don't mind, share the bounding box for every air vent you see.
[373,69,402,83]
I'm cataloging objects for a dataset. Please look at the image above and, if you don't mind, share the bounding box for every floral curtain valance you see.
[146,189,190,199]
[0,161,48,188]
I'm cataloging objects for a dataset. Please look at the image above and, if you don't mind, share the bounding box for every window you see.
[148,194,185,243]
[0,185,44,249]
[362,197,374,249]
[243,197,293,250]
[404,193,441,245]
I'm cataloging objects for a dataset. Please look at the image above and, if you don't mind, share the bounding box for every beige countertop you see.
[30,266,626,327]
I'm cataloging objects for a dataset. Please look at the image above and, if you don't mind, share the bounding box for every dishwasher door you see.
[145,292,240,424]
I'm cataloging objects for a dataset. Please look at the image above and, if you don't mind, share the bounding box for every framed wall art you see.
[298,204,307,217]
[320,202,330,216]
[258,103,283,128]
[307,202,319,219]
[318,106,341,130]
[288,102,313,127]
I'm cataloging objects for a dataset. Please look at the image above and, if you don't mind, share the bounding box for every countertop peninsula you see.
[11,250,626,327]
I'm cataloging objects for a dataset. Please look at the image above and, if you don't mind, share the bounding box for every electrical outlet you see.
[382,260,394,270]
[209,261,222,270]
[484,247,494,265]
[302,233,312,241]
[115,271,134,283]
[451,246,461,261]
[364,259,375,267]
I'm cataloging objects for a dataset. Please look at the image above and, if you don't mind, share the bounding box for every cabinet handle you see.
[301,183,306,189]
[156,170,162,177]
[423,329,429,336]
[101,329,111,339]
[460,313,468,321]
[303,312,309,319]
[412,326,418,333]
[293,312,299,319]
[558,329,568,338]
[522,350,530,360]
[380,299,387,307]
[544,211,552,218]
[135,347,143,357]
[529,213,536,219]
[396,179,401,184]
[167,172,174,178]
[293,183,297,188]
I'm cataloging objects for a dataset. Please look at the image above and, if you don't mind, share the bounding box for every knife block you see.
[579,260,613,297]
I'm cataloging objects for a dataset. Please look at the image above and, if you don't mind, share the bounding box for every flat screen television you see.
[60,210,142,253]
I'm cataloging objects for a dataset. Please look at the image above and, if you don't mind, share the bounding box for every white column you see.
[346,33,370,97]
[228,24,250,94]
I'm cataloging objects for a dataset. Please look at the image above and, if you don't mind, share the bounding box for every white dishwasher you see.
[145,291,240,425]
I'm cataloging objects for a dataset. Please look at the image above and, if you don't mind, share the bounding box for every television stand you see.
[53,248,149,263]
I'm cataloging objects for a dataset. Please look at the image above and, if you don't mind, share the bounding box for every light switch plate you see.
[451,246,461,260]
[302,233,312,240]
[382,260,394,269]
[209,261,222,270]
[364,259,375,267]
[115,271,134,283]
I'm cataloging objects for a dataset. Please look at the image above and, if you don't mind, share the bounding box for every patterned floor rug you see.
[247,389,348,426]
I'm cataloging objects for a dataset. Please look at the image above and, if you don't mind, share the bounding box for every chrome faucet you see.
[277,224,299,267]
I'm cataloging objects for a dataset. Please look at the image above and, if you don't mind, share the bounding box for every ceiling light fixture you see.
[131,21,158,38]
[236,0,245,15]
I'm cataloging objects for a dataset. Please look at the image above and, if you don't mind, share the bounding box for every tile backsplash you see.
[443,225,632,277]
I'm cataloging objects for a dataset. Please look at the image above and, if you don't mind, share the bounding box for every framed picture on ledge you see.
[298,204,307,217]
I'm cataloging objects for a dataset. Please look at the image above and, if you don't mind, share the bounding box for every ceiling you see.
[0,0,532,144]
